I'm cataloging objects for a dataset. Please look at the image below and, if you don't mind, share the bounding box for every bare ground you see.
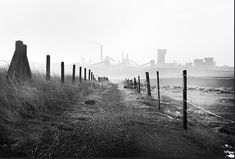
[65,82,225,158]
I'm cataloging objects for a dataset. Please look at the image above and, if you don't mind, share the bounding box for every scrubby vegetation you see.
[0,67,99,157]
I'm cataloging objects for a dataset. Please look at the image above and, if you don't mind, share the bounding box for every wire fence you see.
[162,88,234,124]
[45,55,109,83]
[124,70,234,131]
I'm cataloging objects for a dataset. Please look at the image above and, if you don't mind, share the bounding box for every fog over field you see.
[0,0,234,158]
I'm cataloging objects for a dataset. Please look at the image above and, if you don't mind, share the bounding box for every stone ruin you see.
[7,40,32,80]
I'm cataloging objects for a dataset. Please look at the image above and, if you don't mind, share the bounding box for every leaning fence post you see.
[146,72,151,96]
[79,66,82,82]
[138,76,140,93]
[183,70,187,130]
[157,71,160,110]
[61,62,64,83]
[46,55,50,80]
[72,64,75,82]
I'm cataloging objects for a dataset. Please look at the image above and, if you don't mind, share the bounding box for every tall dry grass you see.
[0,66,99,157]
[0,67,96,118]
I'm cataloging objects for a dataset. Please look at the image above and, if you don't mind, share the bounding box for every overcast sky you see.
[0,0,234,66]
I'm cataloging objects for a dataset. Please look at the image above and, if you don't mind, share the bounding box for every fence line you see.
[161,91,234,124]
[185,100,234,123]
[45,55,108,83]
[123,70,234,131]
[185,100,222,119]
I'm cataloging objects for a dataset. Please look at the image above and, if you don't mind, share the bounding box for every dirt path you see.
[66,82,225,158]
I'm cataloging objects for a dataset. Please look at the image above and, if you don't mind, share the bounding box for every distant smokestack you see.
[100,45,103,62]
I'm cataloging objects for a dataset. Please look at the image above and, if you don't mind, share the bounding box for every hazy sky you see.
[0,0,234,66]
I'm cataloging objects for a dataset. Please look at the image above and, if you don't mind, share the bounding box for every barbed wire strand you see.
[128,81,234,124]
[187,113,210,128]
[159,91,234,123]
[185,100,222,118]
[160,90,233,123]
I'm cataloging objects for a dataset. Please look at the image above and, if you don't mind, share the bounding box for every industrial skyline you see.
[0,0,234,67]
[0,47,232,70]
[68,48,228,70]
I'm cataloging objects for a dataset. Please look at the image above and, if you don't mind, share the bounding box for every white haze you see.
[0,0,234,66]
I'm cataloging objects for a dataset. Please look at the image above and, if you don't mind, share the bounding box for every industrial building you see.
[157,49,167,65]
[193,57,216,69]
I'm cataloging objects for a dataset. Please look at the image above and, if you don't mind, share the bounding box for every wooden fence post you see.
[91,72,93,81]
[88,69,91,81]
[183,70,187,130]
[134,77,137,89]
[79,66,82,82]
[84,68,86,81]
[146,72,151,96]
[157,71,160,110]
[61,62,64,83]
[72,64,75,82]
[138,76,140,93]
[46,55,50,80]
[130,79,133,88]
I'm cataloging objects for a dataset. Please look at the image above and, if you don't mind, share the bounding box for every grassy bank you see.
[0,67,99,157]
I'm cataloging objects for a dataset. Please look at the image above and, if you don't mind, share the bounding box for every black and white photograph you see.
[0,0,234,158]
